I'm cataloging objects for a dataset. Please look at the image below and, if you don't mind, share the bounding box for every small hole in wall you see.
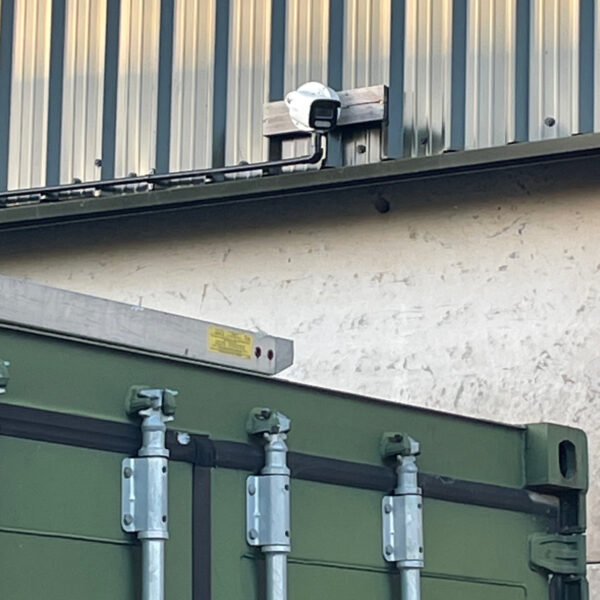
[373,195,390,214]
[558,440,576,479]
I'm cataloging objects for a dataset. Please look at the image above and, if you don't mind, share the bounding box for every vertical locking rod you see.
[381,433,424,600]
[122,386,177,600]
[246,408,291,600]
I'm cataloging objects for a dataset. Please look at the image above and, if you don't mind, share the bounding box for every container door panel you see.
[0,436,193,599]
[213,469,551,599]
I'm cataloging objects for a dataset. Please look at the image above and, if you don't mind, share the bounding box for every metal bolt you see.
[123,514,134,526]
[248,483,256,496]
[384,503,393,514]
[385,544,394,556]
[94,158,102,167]
[544,116,556,127]
[357,144,367,154]
[249,529,258,540]
[123,466,133,479]
[177,431,191,445]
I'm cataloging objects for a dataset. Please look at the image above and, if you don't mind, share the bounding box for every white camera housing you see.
[285,82,342,133]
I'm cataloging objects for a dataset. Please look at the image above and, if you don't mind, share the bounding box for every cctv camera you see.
[285,82,341,133]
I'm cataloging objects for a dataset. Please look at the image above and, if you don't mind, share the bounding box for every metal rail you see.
[0,133,324,205]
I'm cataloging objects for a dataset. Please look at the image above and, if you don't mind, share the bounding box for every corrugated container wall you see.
[0,0,597,191]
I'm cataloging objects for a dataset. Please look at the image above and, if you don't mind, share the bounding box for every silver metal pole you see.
[142,540,166,600]
[122,387,176,600]
[381,434,423,600]
[265,552,287,600]
[246,409,291,600]
[400,568,421,600]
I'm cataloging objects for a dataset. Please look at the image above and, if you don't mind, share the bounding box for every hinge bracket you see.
[529,533,586,576]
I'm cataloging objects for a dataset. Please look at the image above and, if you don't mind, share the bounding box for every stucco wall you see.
[0,157,598,568]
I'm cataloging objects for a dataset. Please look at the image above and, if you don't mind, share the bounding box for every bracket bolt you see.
[123,514,134,526]
[385,544,394,556]
[123,466,133,479]
[384,503,392,514]
[248,529,258,540]
[177,431,191,446]
[248,483,256,496]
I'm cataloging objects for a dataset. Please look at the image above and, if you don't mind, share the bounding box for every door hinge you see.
[529,533,586,576]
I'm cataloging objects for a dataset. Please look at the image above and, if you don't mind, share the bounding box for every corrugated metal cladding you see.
[0,0,598,191]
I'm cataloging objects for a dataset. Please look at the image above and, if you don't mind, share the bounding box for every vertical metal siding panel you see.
[529,0,579,140]
[465,0,517,149]
[155,0,174,174]
[403,0,453,157]
[596,0,600,130]
[45,0,66,186]
[514,0,531,141]
[267,0,286,164]
[100,0,120,180]
[226,0,271,167]
[450,0,467,150]
[282,0,329,169]
[342,0,391,166]
[211,0,229,167]
[8,0,52,190]
[0,0,15,191]
[387,0,406,158]
[578,0,594,134]
[61,0,106,184]
[114,0,160,177]
[326,0,344,167]
[170,0,215,172]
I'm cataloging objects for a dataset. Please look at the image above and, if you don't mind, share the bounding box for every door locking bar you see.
[121,386,177,600]
[246,408,291,600]
[381,432,424,600]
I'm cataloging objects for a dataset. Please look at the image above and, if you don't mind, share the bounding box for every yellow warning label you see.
[208,326,253,360]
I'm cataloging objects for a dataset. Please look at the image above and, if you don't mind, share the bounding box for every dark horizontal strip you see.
[0,403,556,518]
[0,402,140,454]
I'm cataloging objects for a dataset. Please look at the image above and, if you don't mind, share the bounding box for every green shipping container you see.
[0,275,588,599]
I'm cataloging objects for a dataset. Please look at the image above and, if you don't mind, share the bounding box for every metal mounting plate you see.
[121,457,169,538]
[246,475,290,548]
[382,494,424,567]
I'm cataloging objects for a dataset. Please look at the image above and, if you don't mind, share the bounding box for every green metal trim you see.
[525,424,588,493]
[3,133,600,229]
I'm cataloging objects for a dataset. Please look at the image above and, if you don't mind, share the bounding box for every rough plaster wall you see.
[591,565,600,599]
[0,159,599,567]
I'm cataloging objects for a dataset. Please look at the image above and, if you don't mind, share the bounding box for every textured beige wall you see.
[0,158,598,567]
[591,565,600,599]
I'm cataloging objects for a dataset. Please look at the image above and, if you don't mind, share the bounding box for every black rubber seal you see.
[193,465,211,600]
